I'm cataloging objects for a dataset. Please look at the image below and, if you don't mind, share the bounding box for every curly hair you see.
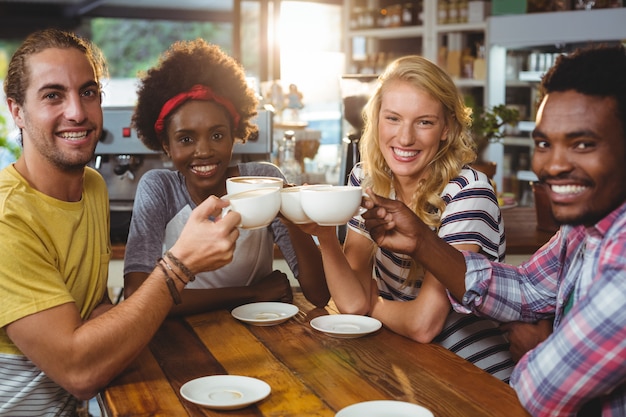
[540,44,626,139]
[359,55,476,229]
[133,38,258,151]
[4,28,108,106]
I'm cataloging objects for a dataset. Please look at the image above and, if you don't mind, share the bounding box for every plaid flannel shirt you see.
[452,200,626,416]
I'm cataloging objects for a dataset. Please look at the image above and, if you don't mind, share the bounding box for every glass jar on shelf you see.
[457,0,469,22]
[387,4,403,27]
[438,0,449,24]
[401,2,415,26]
[448,0,459,23]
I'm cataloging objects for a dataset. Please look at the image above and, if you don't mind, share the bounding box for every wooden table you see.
[99,293,530,417]
[501,206,555,255]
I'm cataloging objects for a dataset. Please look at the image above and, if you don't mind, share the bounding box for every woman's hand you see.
[250,270,293,303]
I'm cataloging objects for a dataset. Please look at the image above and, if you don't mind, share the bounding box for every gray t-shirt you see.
[124,162,298,288]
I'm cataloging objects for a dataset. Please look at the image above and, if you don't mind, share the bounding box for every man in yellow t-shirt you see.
[0,29,241,416]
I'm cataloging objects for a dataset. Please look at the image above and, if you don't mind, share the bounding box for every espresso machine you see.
[92,106,274,243]
[90,107,169,243]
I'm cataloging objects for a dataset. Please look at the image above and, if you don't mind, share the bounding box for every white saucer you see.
[231,302,299,326]
[500,201,518,210]
[310,314,382,338]
[180,375,271,410]
[335,400,434,417]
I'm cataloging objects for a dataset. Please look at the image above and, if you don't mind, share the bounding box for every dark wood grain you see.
[502,206,555,255]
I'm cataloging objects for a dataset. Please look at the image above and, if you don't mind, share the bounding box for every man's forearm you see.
[413,229,468,301]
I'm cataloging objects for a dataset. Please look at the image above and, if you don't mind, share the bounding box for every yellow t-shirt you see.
[0,165,111,355]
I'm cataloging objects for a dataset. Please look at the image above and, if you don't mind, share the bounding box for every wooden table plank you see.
[188,310,335,416]
[100,347,189,417]
[249,298,528,417]
[101,294,530,417]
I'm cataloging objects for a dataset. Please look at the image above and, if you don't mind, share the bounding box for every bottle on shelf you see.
[278,130,302,185]
[473,42,486,80]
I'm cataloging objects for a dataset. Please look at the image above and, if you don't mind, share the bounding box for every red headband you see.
[153,84,241,135]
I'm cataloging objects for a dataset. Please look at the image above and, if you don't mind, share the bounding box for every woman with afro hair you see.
[124,39,330,314]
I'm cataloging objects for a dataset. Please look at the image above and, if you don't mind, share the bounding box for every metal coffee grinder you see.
[338,75,378,186]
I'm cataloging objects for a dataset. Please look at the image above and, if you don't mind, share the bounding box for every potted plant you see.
[0,112,21,166]
[470,104,520,179]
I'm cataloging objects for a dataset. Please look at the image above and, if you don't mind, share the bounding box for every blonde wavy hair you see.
[360,55,476,230]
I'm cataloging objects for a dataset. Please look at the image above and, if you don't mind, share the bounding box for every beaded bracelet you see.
[156,262,182,305]
[159,257,188,285]
[165,250,196,282]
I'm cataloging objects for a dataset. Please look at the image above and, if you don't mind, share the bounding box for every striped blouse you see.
[348,163,514,382]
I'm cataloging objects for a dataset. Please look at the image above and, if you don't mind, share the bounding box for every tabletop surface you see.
[99,293,530,417]
[501,206,554,255]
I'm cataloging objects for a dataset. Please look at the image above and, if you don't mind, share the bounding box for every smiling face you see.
[163,100,235,204]
[9,47,102,172]
[532,90,626,226]
[377,80,448,186]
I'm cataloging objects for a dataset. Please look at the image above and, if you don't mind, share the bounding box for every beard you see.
[550,198,622,228]
[25,129,100,173]
[45,144,96,172]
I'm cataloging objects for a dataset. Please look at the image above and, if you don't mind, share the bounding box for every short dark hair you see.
[133,38,258,151]
[3,28,107,106]
[541,44,626,136]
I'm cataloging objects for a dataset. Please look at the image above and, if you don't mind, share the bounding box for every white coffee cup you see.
[226,176,284,195]
[222,187,281,229]
[280,186,316,224]
[300,185,365,226]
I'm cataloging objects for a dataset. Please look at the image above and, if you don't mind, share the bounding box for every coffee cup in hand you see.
[222,187,281,229]
[280,185,322,224]
[226,176,284,195]
[300,185,365,226]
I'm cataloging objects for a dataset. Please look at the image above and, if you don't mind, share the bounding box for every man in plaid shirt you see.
[361,44,626,417]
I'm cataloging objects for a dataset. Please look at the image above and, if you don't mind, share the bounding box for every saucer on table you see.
[231,302,299,326]
[310,314,382,338]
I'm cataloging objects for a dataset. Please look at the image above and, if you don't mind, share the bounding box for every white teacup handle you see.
[354,189,370,216]
[221,204,243,228]
[354,206,367,217]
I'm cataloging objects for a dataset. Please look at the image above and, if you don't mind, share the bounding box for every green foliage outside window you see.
[90,18,232,78]
[0,112,21,161]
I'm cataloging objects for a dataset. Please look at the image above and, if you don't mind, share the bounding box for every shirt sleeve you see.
[438,176,503,260]
[511,237,626,416]
[452,233,562,322]
[346,163,371,238]
[124,171,173,275]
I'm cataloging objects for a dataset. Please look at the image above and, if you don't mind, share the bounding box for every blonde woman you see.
[301,55,514,381]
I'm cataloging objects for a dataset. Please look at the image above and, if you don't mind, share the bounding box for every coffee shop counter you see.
[111,243,125,260]
[110,207,555,261]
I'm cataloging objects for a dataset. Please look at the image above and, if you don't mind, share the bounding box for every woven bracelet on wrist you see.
[165,250,196,282]
[159,257,188,285]
[156,262,182,305]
